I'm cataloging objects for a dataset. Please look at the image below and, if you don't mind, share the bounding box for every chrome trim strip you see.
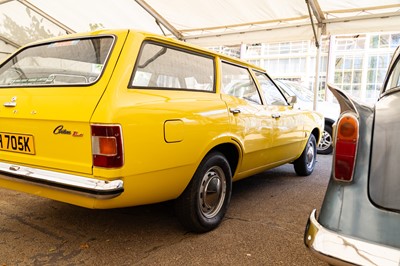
[0,162,123,199]
[304,209,400,266]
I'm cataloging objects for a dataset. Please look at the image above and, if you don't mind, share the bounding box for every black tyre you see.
[175,151,232,233]
[294,134,317,176]
[317,124,333,155]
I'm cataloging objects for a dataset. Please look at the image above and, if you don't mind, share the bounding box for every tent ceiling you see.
[0,0,399,48]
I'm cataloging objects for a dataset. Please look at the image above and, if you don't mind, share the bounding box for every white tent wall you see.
[326,16,400,36]
[187,15,400,46]
[0,38,16,62]
[1,0,399,47]
[0,0,399,104]
[186,25,315,46]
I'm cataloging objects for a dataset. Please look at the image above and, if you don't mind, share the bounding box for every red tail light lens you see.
[333,113,359,182]
[91,124,123,168]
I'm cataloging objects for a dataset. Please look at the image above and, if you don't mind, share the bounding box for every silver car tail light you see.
[333,113,359,182]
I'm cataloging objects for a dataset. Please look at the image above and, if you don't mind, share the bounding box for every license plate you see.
[0,132,35,155]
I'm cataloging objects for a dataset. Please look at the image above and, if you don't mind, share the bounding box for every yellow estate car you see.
[0,29,323,232]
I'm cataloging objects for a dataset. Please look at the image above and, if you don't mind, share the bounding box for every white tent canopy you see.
[0,0,399,48]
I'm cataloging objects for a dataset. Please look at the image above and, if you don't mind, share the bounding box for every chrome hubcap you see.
[318,130,332,151]
[306,141,316,170]
[199,166,226,218]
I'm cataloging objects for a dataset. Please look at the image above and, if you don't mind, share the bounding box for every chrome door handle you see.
[3,102,17,107]
[229,108,241,114]
[272,113,281,119]
[3,96,17,107]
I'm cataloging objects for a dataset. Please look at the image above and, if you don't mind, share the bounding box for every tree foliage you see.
[89,23,105,31]
[2,7,60,45]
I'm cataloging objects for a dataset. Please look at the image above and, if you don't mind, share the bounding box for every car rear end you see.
[0,30,129,207]
[304,46,400,265]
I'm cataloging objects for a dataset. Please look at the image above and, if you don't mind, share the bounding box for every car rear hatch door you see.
[0,88,104,175]
[0,33,125,175]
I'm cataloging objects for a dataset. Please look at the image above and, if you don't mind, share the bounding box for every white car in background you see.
[275,80,339,154]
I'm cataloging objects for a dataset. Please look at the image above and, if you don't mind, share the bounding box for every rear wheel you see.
[175,151,232,233]
[294,134,317,176]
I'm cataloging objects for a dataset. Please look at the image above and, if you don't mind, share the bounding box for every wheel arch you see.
[311,127,321,144]
[207,143,240,178]
[325,117,335,127]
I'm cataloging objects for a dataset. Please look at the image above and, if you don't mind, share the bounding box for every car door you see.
[220,62,275,177]
[254,72,305,162]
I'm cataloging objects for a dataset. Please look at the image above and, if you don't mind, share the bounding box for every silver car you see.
[304,46,400,265]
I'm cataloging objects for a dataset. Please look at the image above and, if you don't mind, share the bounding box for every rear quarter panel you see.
[90,32,236,207]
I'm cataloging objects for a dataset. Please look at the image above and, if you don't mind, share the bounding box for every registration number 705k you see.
[0,132,35,155]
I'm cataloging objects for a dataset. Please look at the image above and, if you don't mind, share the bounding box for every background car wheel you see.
[317,124,333,155]
[294,134,317,176]
[175,151,232,233]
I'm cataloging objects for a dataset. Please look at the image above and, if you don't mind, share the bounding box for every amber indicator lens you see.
[98,137,117,156]
[91,125,123,168]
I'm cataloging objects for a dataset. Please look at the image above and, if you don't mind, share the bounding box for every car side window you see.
[384,55,400,93]
[220,62,262,105]
[255,72,288,106]
[131,42,214,92]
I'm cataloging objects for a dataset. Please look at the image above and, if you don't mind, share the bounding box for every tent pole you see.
[135,0,183,40]
[305,0,324,111]
[313,26,322,111]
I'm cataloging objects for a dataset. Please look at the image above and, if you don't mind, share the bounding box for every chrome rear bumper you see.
[304,209,400,266]
[0,161,123,199]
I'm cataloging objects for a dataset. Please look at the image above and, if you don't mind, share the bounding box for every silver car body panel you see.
[369,47,400,211]
[320,85,400,247]
[306,84,400,252]
[369,91,400,210]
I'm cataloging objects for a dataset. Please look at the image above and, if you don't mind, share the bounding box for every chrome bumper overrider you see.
[0,161,124,199]
[304,209,400,266]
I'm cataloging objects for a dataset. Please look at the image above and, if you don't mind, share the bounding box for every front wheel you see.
[175,151,232,233]
[294,134,317,176]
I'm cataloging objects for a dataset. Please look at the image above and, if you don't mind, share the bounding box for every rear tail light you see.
[333,113,359,182]
[91,124,124,168]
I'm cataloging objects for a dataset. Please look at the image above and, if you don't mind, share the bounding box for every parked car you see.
[0,29,323,233]
[304,46,400,265]
[275,80,339,154]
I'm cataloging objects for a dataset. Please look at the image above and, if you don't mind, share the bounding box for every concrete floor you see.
[0,155,332,265]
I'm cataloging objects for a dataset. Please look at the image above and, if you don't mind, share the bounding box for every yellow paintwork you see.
[0,29,323,209]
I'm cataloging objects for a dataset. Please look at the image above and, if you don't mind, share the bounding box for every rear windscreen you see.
[0,36,114,87]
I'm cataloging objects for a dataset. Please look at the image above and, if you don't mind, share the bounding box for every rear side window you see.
[131,42,214,92]
[0,36,114,87]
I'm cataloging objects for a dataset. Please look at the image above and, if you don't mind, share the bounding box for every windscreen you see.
[0,36,114,87]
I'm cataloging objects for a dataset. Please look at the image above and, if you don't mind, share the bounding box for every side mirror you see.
[287,95,297,107]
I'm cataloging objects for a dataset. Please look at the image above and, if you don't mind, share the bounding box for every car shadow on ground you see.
[1,162,306,236]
